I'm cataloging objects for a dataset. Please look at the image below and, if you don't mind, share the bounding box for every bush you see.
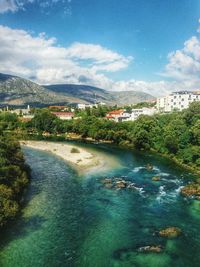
[70,147,80,153]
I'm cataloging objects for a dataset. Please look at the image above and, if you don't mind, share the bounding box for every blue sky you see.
[0,0,200,96]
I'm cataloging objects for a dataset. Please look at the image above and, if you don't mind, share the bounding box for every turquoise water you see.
[0,143,200,267]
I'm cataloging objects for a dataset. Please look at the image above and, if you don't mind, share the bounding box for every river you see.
[0,142,200,267]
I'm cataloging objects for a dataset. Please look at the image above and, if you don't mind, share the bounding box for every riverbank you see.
[149,148,200,179]
[20,140,115,174]
[21,134,200,179]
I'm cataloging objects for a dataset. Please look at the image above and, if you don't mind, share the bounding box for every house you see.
[10,105,31,116]
[106,108,157,122]
[106,110,124,122]
[129,107,157,120]
[157,91,200,112]
[76,102,106,110]
[51,112,74,120]
[76,103,94,110]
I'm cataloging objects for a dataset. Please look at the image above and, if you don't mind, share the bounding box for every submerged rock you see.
[115,180,127,189]
[146,164,153,171]
[101,177,143,192]
[101,178,112,184]
[138,245,163,253]
[101,178,113,189]
[159,227,182,238]
[181,183,200,198]
[152,176,161,181]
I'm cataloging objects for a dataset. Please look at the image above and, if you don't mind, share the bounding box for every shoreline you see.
[21,134,200,179]
[21,133,200,179]
[20,140,103,174]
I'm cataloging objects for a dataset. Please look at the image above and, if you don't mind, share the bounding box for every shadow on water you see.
[0,146,106,267]
[0,215,46,250]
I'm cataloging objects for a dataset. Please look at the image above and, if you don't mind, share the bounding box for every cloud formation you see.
[164,36,200,81]
[0,0,18,13]
[0,0,71,14]
[0,24,200,96]
[0,25,132,86]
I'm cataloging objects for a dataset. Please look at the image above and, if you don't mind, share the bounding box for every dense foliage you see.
[0,134,29,227]
[1,102,200,177]
[23,102,200,170]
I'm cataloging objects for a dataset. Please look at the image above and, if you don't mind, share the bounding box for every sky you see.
[0,0,200,96]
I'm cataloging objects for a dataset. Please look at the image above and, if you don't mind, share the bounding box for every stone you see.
[101,178,112,184]
[181,183,200,197]
[115,180,127,189]
[159,227,182,238]
[101,178,113,189]
[152,176,161,181]
[146,164,153,171]
[138,245,162,253]
[105,183,113,189]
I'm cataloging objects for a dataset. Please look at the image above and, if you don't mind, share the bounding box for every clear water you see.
[0,143,200,267]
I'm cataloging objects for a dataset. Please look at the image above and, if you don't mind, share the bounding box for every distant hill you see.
[0,73,155,106]
[45,84,155,106]
[0,73,81,106]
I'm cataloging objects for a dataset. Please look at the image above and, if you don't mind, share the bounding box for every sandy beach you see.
[21,140,101,173]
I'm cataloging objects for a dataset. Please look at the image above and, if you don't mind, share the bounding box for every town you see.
[1,90,200,122]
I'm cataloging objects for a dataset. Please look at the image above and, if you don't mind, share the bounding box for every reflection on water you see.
[0,143,200,267]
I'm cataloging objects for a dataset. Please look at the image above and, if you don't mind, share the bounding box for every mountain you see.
[0,73,76,106]
[45,84,155,106]
[0,73,155,106]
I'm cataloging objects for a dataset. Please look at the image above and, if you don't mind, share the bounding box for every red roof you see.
[107,109,124,115]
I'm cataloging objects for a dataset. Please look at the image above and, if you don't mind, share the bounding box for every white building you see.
[157,91,200,112]
[77,102,106,110]
[76,103,93,110]
[51,112,74,120]
[10,105,31,116]
[129,107,157,121]
[106,108,157,122]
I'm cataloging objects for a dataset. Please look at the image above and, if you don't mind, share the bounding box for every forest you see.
[0,125,29,227]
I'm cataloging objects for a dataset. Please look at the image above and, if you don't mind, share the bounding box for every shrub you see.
[70,147,80,153]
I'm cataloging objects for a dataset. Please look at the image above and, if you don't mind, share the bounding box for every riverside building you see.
[157,91,200,112]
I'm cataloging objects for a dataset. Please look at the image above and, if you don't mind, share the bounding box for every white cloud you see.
[0,0,71,14]
[1,24,200,97]
[0,0,18,13]
[0,25,132,88]
[163,24,200,82]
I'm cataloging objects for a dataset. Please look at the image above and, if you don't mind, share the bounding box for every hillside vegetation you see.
[0,128,29,227]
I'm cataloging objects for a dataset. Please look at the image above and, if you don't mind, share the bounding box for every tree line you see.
[1,101,200,174]
[0,130,29,227]
[21,102,200,170]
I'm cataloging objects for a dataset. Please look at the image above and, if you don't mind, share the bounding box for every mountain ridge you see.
[0,73,155,106]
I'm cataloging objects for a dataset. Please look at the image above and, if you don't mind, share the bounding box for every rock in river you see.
[146,164,154,171]
[159,227,182,238]
[115,180,127,189]
[138,245,163,253]
[181,183,200,198]
[152,176,161,181]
